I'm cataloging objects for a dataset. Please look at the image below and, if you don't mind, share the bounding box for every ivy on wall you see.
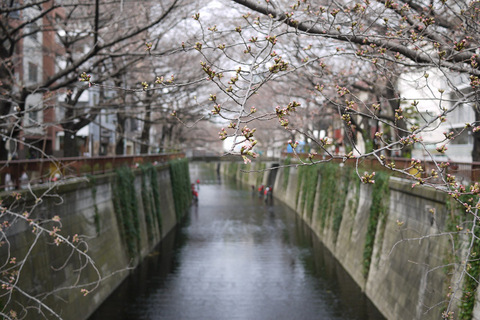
[228,162,238,178]
[112,166,141,258]
[296,165,320,222]
[317,164,358,239]
[362,171,390,278]
[283,157,291,190]
[150,165,163,235]
[459,229,480,320]
[87,175,101,235]
[140,163,163,242]
[316,164,339,228]
[294,163,358,241]
[332,166,358,241]
[169,158,192,219]
[256,162,266,186]
[446,192,480,320]
[140,167,155,241]
[111,161,190,259]
[347,179,361,238]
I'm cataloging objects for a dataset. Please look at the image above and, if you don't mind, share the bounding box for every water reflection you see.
[89,164,384,320]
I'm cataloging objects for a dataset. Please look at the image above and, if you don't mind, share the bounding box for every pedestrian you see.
[191,183,199,203]
[4,173,13,191]
[264,186,270,202]
[267,186,273,203]
[258,185,264,197]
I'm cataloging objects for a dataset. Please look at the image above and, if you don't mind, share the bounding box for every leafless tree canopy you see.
[2,0,480,318]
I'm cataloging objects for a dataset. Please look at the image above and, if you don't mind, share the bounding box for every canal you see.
[89,164,385,320]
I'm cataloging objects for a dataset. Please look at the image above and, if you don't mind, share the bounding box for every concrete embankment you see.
[0,160,191,320]
[220,161,472,320]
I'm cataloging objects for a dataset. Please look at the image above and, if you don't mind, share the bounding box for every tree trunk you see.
[166,125,174,151]
[63,130,79,157]
[115,113,126,155]
[0,139,7,161]
[473,109,480,162]
[0,98,11,160]
[159,125,167,153]
[115,138,124,155]
[384,76,411,157]
[140,103,151,154]
[0,88,27,159]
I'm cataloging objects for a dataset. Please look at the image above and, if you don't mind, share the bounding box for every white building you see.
[399,70,474,163]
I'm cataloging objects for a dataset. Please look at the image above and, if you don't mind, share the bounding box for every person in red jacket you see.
[191,183,198,202]
[258,185,264,197]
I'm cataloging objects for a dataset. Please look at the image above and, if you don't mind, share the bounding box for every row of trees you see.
[2,1,479,163]
[2,0,480,318]
[191,0,480,161]
[0,0,220,161]
[180,1,480,319]
[0,1,216,318]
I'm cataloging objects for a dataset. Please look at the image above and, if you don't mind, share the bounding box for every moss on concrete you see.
[362,171,390,278]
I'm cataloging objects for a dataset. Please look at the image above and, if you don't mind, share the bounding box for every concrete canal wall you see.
[0,161,190,320]
[220,161,470,320]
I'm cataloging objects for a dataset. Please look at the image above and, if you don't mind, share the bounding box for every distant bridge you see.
[189,155,279,162]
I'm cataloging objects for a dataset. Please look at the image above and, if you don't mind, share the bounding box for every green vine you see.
[299,163,354,242]
[362,171,390,278]
[294,163,354,234]
[140,163,164,242]
[295,164,306,209]
[347,178,361,238]
[140,165,155,242]
[316,164,337,228]
[169,158,192,219]
[256,162,266,186]
[459,228,480,320]
[445,191,480,320]
[283,157,291,190]
[243,163,251,184]
[112,166,141,258]
[87,175,101,235]
[228,162,238,178]
[332,166,357,241]
[296,165,320,222]
[149,164,163,236]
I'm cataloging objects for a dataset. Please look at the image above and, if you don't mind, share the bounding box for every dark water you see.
[89,164,385,320]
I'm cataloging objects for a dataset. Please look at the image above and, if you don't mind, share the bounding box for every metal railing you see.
[2,152,478,191]
[281,152,480,184]
[0,153,184,191]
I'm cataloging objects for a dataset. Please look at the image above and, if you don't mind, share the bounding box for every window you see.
[28,62,38,82]
[100,143,108,156]
[26,22,39,40]
[450,128,473,145]
[450,103,475,125]
[449,88,477,125]
[27,105,39,125]
[3,1,20,19]
[130,118,138,131]
[29,108,38,123]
